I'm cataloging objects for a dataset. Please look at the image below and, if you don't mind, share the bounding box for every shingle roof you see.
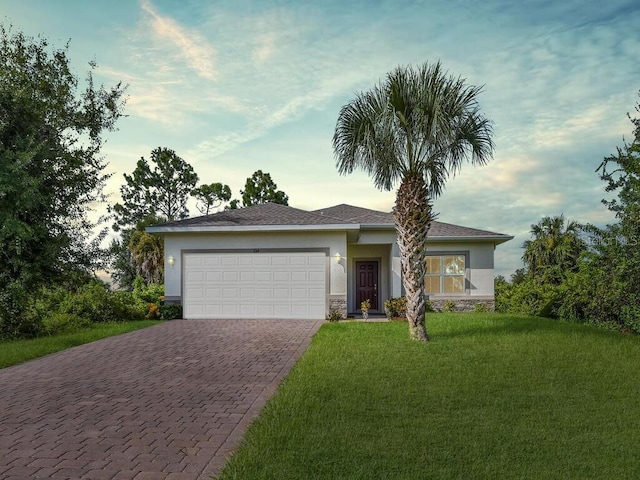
[313,204,509,238]
[148,202,512,241]
[150,202,349,228]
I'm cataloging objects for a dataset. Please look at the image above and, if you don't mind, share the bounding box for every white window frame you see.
[424,252,469,296]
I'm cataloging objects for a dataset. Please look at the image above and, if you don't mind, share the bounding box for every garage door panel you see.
[204,257,220,267]
[223,271,238,282]
[291,271,307,282]
[206,271,221,282]
[255,272,271,282]
[273,272,290,282]
[186,271,205,282]
[240,288,254,298]
[183,252,326,319]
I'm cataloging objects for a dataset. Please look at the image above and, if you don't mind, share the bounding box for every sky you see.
[2,0,639,277]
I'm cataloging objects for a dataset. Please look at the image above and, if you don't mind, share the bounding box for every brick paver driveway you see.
[0,319,323,479]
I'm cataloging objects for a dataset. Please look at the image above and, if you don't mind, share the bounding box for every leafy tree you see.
[0,25,126,308]
[333,61,493,341]
[191,182,232,215]
[111,147,198,229]
[522,214,585,284]
[241,170,289,207]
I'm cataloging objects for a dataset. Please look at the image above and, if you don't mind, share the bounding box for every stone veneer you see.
[428,296,495,313]
[328,295,348,319]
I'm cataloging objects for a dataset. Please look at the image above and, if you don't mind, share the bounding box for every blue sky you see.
[2,0,639,276]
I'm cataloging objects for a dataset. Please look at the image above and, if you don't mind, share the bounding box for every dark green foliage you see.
[111,147,198,230]
[159,304,183,320]
[191,182,232,215]
[108,216,164,289]
[497,98,640,334]
[241,170,289,207]
[0,279,165,340]
[522,214,585,284]
[0,25,126,320]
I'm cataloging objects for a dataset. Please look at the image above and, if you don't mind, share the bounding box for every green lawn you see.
[217,314,640,480]
[0,320,161,369]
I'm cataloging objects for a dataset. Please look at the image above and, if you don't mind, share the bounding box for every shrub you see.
[473,302,489,313]
[326,310,344,322]
[384,297,407,319]
[443,300,457,313]
[159,304,183,320]
[0,283,43,340]
[43,313,90,335]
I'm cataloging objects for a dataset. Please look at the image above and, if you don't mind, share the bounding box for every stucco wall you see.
[162,230,348,302]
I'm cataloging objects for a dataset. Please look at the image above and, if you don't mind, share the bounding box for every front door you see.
[356,261,379,310]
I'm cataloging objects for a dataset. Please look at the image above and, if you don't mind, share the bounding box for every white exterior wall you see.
[163,231,348,302]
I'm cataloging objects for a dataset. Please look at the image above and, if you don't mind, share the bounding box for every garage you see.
[183,251,326,319]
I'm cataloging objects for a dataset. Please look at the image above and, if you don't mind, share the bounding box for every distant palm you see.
[523,215,585,283]
[333,62,494,341]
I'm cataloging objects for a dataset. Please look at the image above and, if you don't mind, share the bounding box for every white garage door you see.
[183,252,326,319]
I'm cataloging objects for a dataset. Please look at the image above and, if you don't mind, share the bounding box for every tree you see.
[589,91,640,316]
[241,170,289,207]
[111,147,198,229]
[333,61,493,341]
[191,182,232,215]
[0,25,126,298]
[129,230,164,285]
[522,215,585,283]
[108,215,163,289]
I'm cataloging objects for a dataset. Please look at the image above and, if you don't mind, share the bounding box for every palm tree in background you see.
[523,215,585,283]
[333,62,494,341]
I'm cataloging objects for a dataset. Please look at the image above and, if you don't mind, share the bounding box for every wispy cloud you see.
[140,0,217,80]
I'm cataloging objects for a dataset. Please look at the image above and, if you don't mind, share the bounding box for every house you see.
[146,203,512,319]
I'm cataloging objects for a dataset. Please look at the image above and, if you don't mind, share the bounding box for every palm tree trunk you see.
[394,173,432,341]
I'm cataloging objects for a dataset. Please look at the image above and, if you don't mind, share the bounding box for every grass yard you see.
[0,320,161,369]
[217,314,640,479]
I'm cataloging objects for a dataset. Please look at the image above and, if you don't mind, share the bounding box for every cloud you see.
[140,0,217,80]
[252,33,276,64]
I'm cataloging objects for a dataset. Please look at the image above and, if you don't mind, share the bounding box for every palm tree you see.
[129,230,164,285]
[333,62,494,341]
[522,215,585,283]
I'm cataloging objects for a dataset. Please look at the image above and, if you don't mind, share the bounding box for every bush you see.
[473,302,489,313]
[159,304,183,320]
[384,297,407,319]
[43,313,90,335]
[326,310,344,322]
[0,283,43,340]
[443,300,457,313]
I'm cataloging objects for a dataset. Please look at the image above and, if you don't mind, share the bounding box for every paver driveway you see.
[0,319,323,479]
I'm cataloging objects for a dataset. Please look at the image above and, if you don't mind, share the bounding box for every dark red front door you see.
[356,261,379,310]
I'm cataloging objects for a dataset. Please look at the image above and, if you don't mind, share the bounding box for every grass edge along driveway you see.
[0,320,161,369]
[217,314,640,480]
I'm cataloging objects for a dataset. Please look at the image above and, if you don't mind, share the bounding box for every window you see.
[425,255,466,294]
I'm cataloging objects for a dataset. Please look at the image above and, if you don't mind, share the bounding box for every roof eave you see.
[146,223,362,234]
[427,235,514,245]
